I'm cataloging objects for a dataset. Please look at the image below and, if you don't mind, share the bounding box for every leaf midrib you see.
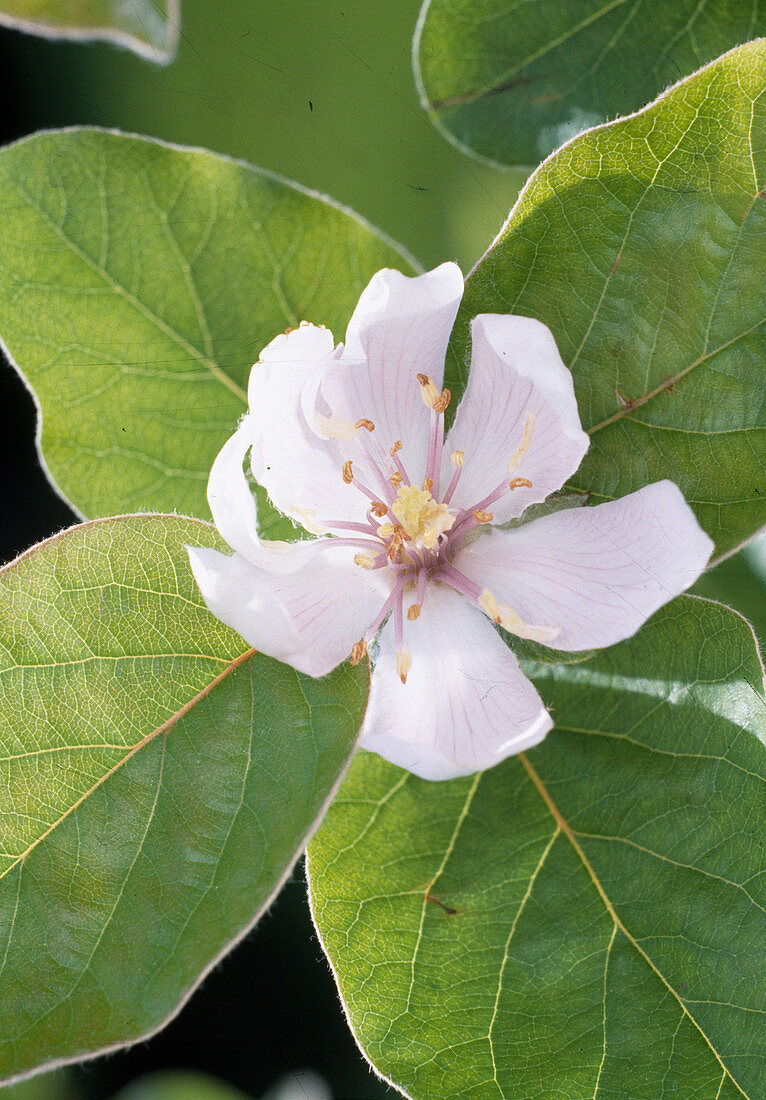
[10,177,247,404]
[519,751,752,1099]
[0,646,256,883]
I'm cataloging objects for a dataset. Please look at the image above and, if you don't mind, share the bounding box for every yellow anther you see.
[377,522,395,538]
[407,604,421,621]
[479,589,560,644]
[389,471,403,487]
[509,477,533,491]
[417,373,441,408]
[354,553,376,569]
[396,648,413,684]
[422,476,433,492]
[508,412,535,472]
[391,484,455,550]
[342,460,354,484]
[370,501,389,517]
[390,441,402,455]
[433,388,451,414]
[450,450,464,467]
[355,418,375,432]
[350,639,368,666]
[473,510,493,524]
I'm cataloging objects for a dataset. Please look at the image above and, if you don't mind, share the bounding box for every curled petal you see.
[361,584,552,780]
[189,541,392,678]
[454,481,714,651]
[206,417,265,563]
[443,315,589,522]
[188,547,301,662]
[318,263,464,484]
[247,323,363,530]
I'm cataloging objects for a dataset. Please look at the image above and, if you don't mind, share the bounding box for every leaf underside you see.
[0,514,368,1084]
[415,0,766,167]
[308,596,766,1099]
[0,0,177,62]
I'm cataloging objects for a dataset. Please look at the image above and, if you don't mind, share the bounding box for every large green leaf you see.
[0,514,368,1085]
[415,0,766,167]
[308,597,766,1098]
[0,0,178,63]
[447,40,766,561]
[0,129,416,536]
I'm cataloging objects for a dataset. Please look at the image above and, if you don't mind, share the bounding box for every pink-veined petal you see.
[207,418,262,562]
[361,584,552,780]
[247,323,364,531]
[317,263,464,485]
[190,540,392,678]
[442,314,589,522]
[454,481,714,652]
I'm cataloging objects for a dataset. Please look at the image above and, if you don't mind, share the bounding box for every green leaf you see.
[415,0,766,167]
[447,40,766,560]
[0,128,417,538]
[308,597,766,1098]
[0,0,178,63]
[0,514,368,1085]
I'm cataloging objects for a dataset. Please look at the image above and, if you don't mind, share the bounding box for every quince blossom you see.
[188,263,713,780]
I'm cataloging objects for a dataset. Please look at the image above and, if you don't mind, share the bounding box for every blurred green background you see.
[0,2,763,1098]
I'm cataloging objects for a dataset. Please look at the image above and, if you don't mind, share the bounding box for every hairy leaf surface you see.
[0,0,177,62]
[309,597,766,1098]
[0,515,367,1084]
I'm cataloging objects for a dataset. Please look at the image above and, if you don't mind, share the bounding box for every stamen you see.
[417,567,426,610]
[370,501,389,517]
[479,588,560,644]
[442,458,463,506]
[438,562,483,602]
[377,523,395,538]
[354,553,377,569]
[407,603,421,620]
[396,648,413,684]
[355,418,375,431]
[417,373,441,408]
[433,388,451,415]
[509,477,533,491]
[473,510,493,524]
[508,413,535,472]
[422,477,433,492]
[350,639,367,665]
[390,441,402,455]
[389,471,403,487]
[366,574,407,639]
[342,460,354,484]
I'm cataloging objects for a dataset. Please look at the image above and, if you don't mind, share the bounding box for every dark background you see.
[1,4,763,1099]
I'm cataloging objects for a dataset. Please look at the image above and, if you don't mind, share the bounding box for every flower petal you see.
[187,546,301,662]
[454,481,714,651]
[207,418,262,562]
[247,323,363,531]
[317,263,464,485]
[189,541,391,678]
[442,314,589,522]
[361,584,552,780]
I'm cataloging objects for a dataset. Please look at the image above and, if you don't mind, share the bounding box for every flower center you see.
[317,373,556,679]
[390,484,455,549]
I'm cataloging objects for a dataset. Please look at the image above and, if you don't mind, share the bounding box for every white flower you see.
[188,263,713,780]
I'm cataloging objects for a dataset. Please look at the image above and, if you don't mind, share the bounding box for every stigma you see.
[391,484,455,549]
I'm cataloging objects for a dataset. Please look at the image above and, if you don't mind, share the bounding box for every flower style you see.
[188,263,713,780]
